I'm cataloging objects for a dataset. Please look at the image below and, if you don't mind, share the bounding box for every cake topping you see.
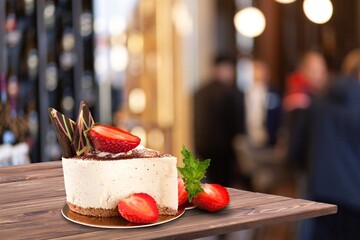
[88,124,140,154]
[48,101,141,157]
[72,101,95,156]
[77,147,167,160]
[48,107,76,158]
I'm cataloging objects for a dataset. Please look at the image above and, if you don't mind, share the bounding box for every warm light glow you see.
[130,126,146,146]
[62,96,74,112]
[234,7,266,38]
[127,32,144,54]
[303,0,333,24]
[62,32,75,51]
[110,34,127,46]
[275,0,296,4]
[145,51,158,74]
[128,88,146,114]
[147,128,165,150]
[110,45,128,72]
[27,50,38,70]
[108,16,126,36]
[172,1,193,36]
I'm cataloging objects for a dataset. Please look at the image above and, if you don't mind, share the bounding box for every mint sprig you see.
[177,146,211,202]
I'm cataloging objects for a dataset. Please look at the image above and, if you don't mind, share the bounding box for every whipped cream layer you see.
[62,152,178,212]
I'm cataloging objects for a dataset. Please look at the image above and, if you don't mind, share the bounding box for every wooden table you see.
[0,161,337,240]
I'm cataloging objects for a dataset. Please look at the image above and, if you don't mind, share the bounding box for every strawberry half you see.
[118,193,159,224]
[193,184,230,212]
[178,178,188,206]
[87,124,140,153]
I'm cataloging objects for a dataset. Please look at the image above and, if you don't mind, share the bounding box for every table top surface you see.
[0,161,337,240]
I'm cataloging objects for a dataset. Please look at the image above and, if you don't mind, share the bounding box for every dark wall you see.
[215,0,237,60]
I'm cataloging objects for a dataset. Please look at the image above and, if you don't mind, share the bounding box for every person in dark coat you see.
[194,56,246,188]
[296,49,360,240]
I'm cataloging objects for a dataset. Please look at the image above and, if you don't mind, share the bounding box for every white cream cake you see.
[62,148,178,217]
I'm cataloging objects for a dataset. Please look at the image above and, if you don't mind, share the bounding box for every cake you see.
[62,148,178,217]
[49,101,178,217]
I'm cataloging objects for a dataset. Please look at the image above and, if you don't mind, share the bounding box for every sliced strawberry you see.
[118,193,159,224]
[87,124,140,153]
[193,184,230,212]
[178,178,188,206]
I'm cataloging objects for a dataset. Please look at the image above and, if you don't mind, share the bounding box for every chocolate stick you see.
[71,100,95,156]
[48,108,76,158]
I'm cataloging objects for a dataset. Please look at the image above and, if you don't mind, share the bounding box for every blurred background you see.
[1,0,360,239]
[1,0,358,163]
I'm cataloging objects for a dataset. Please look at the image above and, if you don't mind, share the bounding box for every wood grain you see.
[0,161,62,184]
[0,176,65,205]
[0,162,337,240]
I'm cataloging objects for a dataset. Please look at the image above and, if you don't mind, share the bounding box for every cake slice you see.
[63,148,178,217]
[49,101,178,217]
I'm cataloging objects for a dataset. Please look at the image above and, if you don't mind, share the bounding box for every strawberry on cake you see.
[49,101,178,218]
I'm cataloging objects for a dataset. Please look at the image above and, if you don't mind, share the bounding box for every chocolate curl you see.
[71,101,95,156]
[48,108,76,158]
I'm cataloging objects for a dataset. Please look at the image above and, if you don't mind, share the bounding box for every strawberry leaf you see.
[177,146,211,202]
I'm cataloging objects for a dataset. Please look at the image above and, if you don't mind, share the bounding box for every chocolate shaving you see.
[71,101,95,156]
[48,108,76,157]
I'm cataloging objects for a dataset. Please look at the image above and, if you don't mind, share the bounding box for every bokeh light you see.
[130,126,147,146]
[127,32,144,54]
[275,0,296,4]
[147,128,165,150]
[128,88,146,114]
[234,7,266,38]
[110,45,128,72]
[303,0,333,24]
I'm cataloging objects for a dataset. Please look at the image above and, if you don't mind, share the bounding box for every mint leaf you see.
[177,146,211,202]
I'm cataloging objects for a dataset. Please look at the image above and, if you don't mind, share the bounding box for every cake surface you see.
[62,148,178,217]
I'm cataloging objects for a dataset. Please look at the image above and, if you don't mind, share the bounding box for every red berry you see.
[118,193,159,224]
[178,178,188,206]
[193,184,230,212]
[87,124,140,153]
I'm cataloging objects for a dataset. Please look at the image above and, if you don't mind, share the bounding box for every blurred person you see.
[246,60,282,148]
[283,51,329,170]
[234,60,284,193]
[296,49,360,240]
[283,51,328,112]
[278,52,329,240]
[194,56,246,188]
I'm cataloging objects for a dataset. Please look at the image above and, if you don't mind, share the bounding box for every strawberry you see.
[193,184,230,212]
[87,124,141,153]
[118,193,159,224]
[178,178,188,206]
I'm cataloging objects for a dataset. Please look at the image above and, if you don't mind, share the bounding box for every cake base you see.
[67,201,177,217]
